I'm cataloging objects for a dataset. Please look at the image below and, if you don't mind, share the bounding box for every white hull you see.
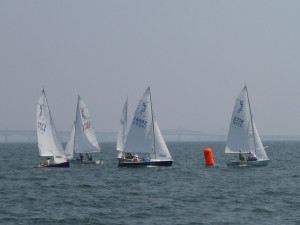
[70,159,101,165]
[227,160,270,167]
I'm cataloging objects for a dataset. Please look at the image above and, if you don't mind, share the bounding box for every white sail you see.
[74,96,101,154]
[36,90,67,164]
[64,122,75,160]
[123,87,154,154]
[225,86,268,160]
[116,98,128,152]
[154,118,172,161]
[252,121,268,160]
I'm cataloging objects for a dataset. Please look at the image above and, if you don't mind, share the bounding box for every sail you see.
[36,90,67,164]
[154,118,172,160]
[225,86,268,160]
[116,98,128,151]
[123,87,154,154]
[64,122,75,160]
[252,121,268,160]
[74,96,101,154]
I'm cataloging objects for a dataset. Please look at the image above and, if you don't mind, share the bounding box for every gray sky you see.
[1,1,300,136]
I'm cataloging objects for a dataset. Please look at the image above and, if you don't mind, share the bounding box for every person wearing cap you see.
[86,153,93,161]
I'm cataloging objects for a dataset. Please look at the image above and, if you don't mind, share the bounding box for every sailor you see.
[77,153,84,161]
[239,151,246,161]
[143,155,150,162]
[133,154,139,162]
[43,158,50,166]
[86,153,93,161]
[125,153,133,159]
[247,152,257,161]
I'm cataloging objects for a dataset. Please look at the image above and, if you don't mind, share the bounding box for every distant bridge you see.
[0,129,299,143]
[0,129,226,143]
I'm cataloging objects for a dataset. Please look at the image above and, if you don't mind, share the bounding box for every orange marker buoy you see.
[203,148,214,166]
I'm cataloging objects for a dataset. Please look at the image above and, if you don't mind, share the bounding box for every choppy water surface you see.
[0,141,299,225]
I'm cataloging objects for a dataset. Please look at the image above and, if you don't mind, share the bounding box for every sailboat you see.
[64,96,101,164]
[116,98,128,159]
[225,85,269,167]
[36,89,69,168]
[118,87,173,167]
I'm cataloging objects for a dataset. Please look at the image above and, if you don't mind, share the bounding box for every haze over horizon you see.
[1,1,300,136]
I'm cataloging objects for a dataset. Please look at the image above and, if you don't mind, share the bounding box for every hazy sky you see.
[1,1,300,136]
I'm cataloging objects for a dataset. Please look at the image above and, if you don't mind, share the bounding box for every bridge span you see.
[0,129,226,143]
[0,129,298,143]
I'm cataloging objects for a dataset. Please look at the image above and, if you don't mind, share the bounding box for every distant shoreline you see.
[0,129,299,143]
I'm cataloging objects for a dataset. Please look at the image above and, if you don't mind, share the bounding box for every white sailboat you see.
[116,98,128,159]
[37,89,69,167]
[65,96,101,164]
[225,85,269,167]
[118,87,173,167]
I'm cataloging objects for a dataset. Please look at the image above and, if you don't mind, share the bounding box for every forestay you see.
[74,96,101,154]
[225,86,268,160]
[36,90,67,164]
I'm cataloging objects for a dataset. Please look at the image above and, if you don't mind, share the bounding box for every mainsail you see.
[74,96,101,154]
[123,87,153,154]
[36,90,67,164]
[225,86,268,160]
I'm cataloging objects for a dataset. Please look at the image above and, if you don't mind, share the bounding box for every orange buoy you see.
[203,148,214,166]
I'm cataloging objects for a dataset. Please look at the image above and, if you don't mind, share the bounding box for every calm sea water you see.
[0,141,299,225]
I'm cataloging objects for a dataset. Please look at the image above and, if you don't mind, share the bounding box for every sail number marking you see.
[37,122,47,132]
[82,122,91,131]
[233,117,244,128]
[238,101,244,113]
[133,116,147,129]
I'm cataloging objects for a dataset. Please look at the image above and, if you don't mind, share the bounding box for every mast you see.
[149,87,156,159]
[245,85,257,154]
[73,95,80,156]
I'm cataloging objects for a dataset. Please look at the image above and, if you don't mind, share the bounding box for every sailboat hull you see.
[118,160,173,167]
[40,161,70,168]
[227,160,269,167]
[70,159,101,164]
